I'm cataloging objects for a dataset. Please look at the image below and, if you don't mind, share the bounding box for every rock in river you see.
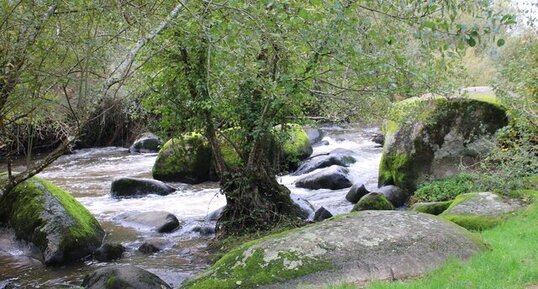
[120,211,181,233]
[111,177,175,198]
[82,265,172,289]
[345,183,370,204]
[292,148,356,176]
[129,132,162,153]
[295,165,352,190]
[0,177,104,266]
[181,210,485,289]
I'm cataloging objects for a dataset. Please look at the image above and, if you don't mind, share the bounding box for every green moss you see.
[441,214,507,231]
[152,134,212,183]
[439,192,514,231]
[276,124,313,169]
[411,201,452,215]
[0,177,103,257]
[352,193,394,211]
[39,178,102,245]
[378,152,414,189]
[183,238,331,289]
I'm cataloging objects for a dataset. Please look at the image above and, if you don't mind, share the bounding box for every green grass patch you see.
[412,173,477,203]
[328,195,538,289]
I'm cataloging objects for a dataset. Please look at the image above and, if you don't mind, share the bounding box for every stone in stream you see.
[440,192,523,230]
[313,206,333,222]
[181,210,486,289]
[290,194,315,219]
[120,211,181,233]
[152,133,212,184]
[94,243,125,262]
[138,242,161,254]
[0,177,104,266]
[295,165,352,190]
[371,132,384,146]
[192,225,216,236]
[352,192,394,211]
[82,265,172,289]
[110,177,176,198]
[378,93,508,193]
[292,148,356,176]
[129,132,162,153]
[304,127,324,145]
[345,183,370,204]
[372,185,409,207]
[206,206,224,222]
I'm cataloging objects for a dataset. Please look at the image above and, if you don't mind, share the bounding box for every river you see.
[0,126,382,288]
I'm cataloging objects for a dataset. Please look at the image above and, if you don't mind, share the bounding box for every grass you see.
[328,190,538,289]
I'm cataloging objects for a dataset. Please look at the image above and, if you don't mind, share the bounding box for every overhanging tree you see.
[140,0,513,237]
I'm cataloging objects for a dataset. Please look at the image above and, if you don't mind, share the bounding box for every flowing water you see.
[0,126,382,288]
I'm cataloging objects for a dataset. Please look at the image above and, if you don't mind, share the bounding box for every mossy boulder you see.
[181,211,485,289]
[378,94,508,193]
[152,133,212,184]
[411,201,453,215]
[276,124,313,170]
[440,192,523,230]
[152,125,312,183]
[81,265,172,289]
[352,192,394,211]
[0,177,104,266]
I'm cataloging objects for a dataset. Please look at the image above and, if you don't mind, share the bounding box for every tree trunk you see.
[216,164,303,237]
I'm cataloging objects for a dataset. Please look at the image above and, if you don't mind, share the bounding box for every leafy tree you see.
[140,0,512,236]
[0,1,186,194]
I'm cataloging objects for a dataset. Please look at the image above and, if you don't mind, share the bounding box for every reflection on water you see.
[0,126,382,288]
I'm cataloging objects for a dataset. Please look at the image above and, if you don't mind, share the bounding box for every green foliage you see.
[412,173,478,203]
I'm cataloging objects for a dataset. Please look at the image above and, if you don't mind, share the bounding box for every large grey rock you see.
[182,211,485,289]
[295,165,352,190]
[372,185,409,207]
[82,265,172,289]
[378,95,508,192]
[129,132,162,153]
[440,192,523,230]
[0,177,104,266]
[120,211,181,233]
[111,177,175,198]
[293,148,356,176]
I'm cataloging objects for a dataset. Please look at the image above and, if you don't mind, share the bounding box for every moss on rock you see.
[182,232,331,289]
[0,177,104,265]
[378,95,508,193]
[440,192,522,231]
[352,192,394,211]
[411,201,453,215]
[152,133,212,184]
[276,124,313,170]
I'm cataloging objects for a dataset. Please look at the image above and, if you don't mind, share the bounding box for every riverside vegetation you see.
[0,1,537,288]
